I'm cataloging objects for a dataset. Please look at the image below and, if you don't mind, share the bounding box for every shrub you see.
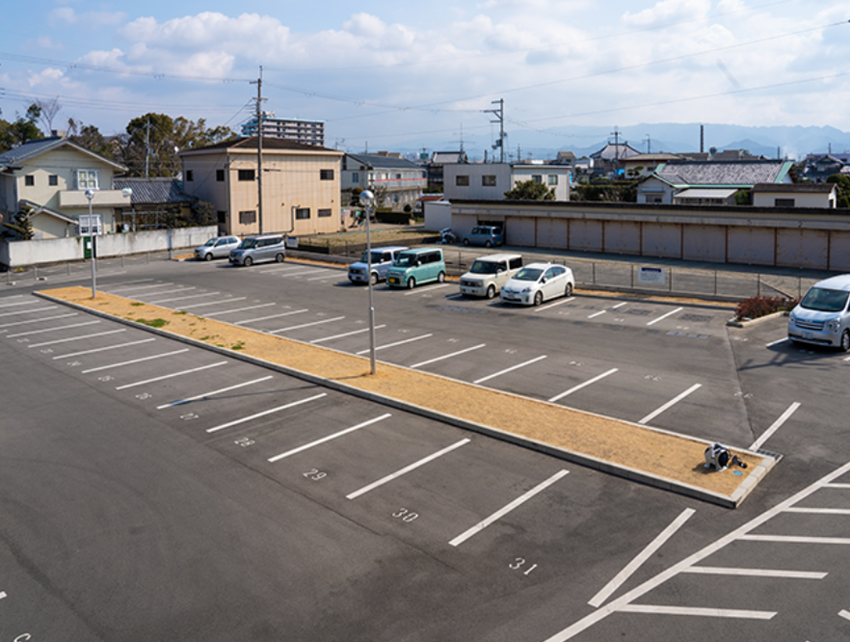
[735,295,798,321]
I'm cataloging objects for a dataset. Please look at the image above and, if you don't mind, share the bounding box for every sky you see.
[0,0,848,157]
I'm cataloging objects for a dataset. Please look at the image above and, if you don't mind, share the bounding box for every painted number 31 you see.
[509,558,538,575]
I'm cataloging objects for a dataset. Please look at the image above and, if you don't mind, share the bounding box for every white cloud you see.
[622,0,712,26]
[49,7,126,29]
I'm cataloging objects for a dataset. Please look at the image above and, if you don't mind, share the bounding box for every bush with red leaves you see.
[734,295,798,321]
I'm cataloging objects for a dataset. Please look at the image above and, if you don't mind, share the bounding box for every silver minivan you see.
[459,253,523,299]
[788,274,850,351]
[229,234,286,267]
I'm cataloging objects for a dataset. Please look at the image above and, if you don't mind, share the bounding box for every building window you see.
[456,175,470,186]
[482,175,497,186]
[295,208,311,220]
[76,169,99,190]
[318,208,332,218]
[775,198,795,207]
[548,175,558,185]
[239,210,257,225]
[216,169,224,182]
[186,170,194,182]
[24,175,34,186]
[320,169,334,180]
[49,175,58,186]
[78,214,103,235]
[217,211,226,224]
[238,169,255,181]
[532,175,543,183]
[352,172,360,183]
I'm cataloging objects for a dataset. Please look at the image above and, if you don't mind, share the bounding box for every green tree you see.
[827,174,850,208]
[504,179,556,200]
[67,119,115,159]
[0,105,44,153]
[1,204,35,240]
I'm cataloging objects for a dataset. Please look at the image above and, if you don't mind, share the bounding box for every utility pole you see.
[250,67,266,234]
[485,98,505,163]
[144,115,151,179]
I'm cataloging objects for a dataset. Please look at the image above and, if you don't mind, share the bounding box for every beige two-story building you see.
[180,137,344,237]
[0,136,130,239]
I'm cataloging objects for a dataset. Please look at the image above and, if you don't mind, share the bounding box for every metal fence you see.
[2,251,173,286]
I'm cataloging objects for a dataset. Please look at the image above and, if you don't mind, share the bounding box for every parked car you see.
[348,246,408,285]
[386,248,446,289]
[787,274,850,351]
[459,253,523,299]
[500,262,575,306]
[195,236,240,261]
[463,225,503,248]
[228,234,286,267]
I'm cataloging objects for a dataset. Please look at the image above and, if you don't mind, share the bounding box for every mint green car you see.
[386,248,446,289]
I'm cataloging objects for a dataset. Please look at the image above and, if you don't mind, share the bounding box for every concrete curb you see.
[726,310,788,328]
[35,291,777,508]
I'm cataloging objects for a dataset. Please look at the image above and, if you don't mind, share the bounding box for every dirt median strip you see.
[37,286,775,506]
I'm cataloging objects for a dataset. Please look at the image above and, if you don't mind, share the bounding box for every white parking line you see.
[0,295,23,301]
[346,438,470,500]
[449,469,568,547]
[148,292,221,305]
[0,591,6,600]
[7,320,100,338]
[135,286,197,297]
[549,368,619,403]
[616,604,776,619]
[180,297,247,309]
[204,303,276,317]
[0,306,56,318]
[750,402,800,451]
[826,483,850,489]
[474,355,548,384]
[81,349,190,373]
[269,316,345,333]
[235,309,308,325]
[784,507,850,515]
[53,338,156,359]
[306,272,342,281]
[205,392,327,433]
[840,610,850,622]
[638,383,702,424]
[647,306,683,326]
[444,293,464,300]
[115,361,228,390]
[0,313,77,329]
[410,343,486,369]
[588,310,607,319]
[356,333,433,355]
[256,265,316,274]
[157,375,274,409]
[311,325,386,344]
[682,566,827,579]
[403,283,452,296]
[106,282,173,293]
[738,534,850,545]
[100,278,153,287]
[612,302,628,309]
[766,337,788,347]
[588,508,695,607]
[272,268,327,277]
[28,329,126,348]
[534,297,575,313]
[268,413,392,462]
[0,299,40,309]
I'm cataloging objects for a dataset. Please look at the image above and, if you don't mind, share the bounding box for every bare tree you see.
[35,97,62,135]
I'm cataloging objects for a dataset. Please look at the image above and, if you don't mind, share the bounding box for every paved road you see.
[2,256,850,641]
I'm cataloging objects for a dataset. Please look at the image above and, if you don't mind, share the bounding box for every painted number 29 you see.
[509,558,538,575]
[302,468,326,481]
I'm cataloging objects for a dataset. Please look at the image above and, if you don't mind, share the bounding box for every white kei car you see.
[500,262,575,306]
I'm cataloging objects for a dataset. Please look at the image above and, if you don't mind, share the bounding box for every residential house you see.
[636,159,794,205]
[622,153,685,178]
[751,183,838,209]
[802,154,849,182]
[443,162,571,202]
[426,151,468,191]
[179,137,344,237]
[112,177,197,231]
[0,136,129,239]
[241,114,325,147]
[341,152,427,211]
[588,141,642,177]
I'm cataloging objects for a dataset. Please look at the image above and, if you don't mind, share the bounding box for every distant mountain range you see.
[391,123,850,163]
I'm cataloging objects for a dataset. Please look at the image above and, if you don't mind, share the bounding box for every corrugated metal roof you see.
[345,153,423,171]
[673,188,738,199]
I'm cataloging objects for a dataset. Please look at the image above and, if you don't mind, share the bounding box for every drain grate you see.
[679,313,714,322]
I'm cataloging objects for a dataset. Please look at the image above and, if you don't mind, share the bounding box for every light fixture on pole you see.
[359,189,377,375]
[85,188,97,298]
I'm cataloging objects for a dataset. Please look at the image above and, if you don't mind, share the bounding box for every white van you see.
[459,253,523,299]
[787,274,850,351]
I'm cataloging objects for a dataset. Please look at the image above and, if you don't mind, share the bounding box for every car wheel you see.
[565,282,573,297]
[275,253,285,263]
[484,240,492,248]
[463,238,470,246]
[841,329,850,352]
[486,284,496,299]
[204,253,213,261]
[533,291,543,306]
[407,276,416,289]
[370,272,378,286]
[243,256,253,267]
[437,271,445,283]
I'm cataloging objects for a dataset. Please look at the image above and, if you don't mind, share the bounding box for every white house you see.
[751,183,838,209]
[443,162,571,202]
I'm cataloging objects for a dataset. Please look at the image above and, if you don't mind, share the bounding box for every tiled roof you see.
[344,153,423,171]
[112,178,193,205]
[655,160,792,187]
[185,136,338,154]
[0,136,127,171]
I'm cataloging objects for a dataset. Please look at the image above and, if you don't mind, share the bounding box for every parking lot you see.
[2,255,850,641]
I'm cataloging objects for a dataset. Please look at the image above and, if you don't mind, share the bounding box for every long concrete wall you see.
[0,226,217,268]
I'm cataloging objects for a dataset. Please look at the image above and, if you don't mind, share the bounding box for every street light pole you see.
[85,189,97,298]
[359,190,377,375]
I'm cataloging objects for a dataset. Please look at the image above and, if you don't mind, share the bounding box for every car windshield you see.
[360,250,384,263]
[238,239,257,249]
[800,287,850,312]
[394,253,417,267]
[203,238,217,246]
[470,260,499,275]
[514,268,543,281]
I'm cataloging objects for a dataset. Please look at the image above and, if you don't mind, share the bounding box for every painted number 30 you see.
[392,508,419,522]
